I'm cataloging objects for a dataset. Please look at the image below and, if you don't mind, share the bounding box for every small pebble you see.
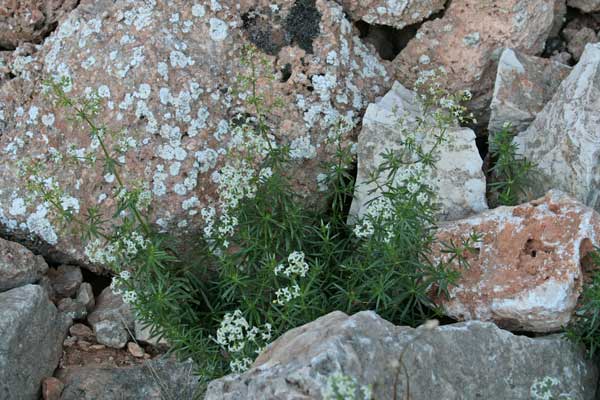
[127,342,145,358]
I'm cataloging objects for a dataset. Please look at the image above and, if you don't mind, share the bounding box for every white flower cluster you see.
[274,283,300,306]
[353,197,394,240]
[322,372,372,400]
[110,270,137,304]
[215,310,272,373]
[274,251,309,278]
[84,231,148,265]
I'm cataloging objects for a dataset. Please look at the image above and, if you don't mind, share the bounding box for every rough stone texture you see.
[42,377,64,400]
[0,284,69,400]
[205,311,598,400]
[550,0,567,38]
[135,318,167,347]
[513,43,600,209]
[58,297,88,319]
[58,357,199,400]
[432,190,600,332]
[0,235,48,292]
[489,48,571,135]
[127,342,145,358]
[567,27,597,62]
[393,0,555,123]
[336,0,445,30]
[0,0,79,49]
[87,286,134,348]
[350,81,488,222]
[0,0,391,267]
[568,0,600,12]
[76,282,94,311]
[48,264,82,298]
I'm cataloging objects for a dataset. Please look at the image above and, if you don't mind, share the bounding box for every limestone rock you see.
[58,357,199,400]
[393,0,555,122]
[489,48,571,135]
[336,0,445,30]
[513,43,600,208]
[87,286,133,348]
[432,190,600,332]
[205,311,598,399]
[350,81,487,222]
[0,284,69,400]
[0,235,48,292]
[48,264,82,298]
[568,0,600,12]
[0,0,391,267]
[0,0,79,49]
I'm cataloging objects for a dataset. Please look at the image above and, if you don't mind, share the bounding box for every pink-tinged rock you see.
[568,0,600,12]
[0,0,391,267]
[0,0,78,49]
[432,190,600,333]
[0,235,48,292]
[42,377,64,400]
[393,0,555,120]
[337,0,446,30]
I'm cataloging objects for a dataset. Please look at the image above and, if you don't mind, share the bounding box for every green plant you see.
[22,47,480,392]
[488,123,536,206]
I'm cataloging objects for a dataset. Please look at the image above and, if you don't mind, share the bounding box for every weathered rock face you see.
[566,27,598,62]
[58,357,199,400]
[393,0,555,121]
[568,0,600,12]
[205,311,598,399]
[489,48,571,135]
[513,43,600,209]
[48,264,83,298]
[0,0,391,266]
[0,235,48,292]
[87,286,134,348]
[350,81,488,222]
[0,0,79,49]
[432,190,600,332]
[0,284,69,400]
[336,0,445,30]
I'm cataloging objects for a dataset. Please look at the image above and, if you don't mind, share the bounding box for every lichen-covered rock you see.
[87,286,133,348]
[205,311,598,399]
[393,0,555,122]
[0,284,69,400]
[350,81,487,222]
[336,0,445,30]
[513,43,600,208]
[0,0,391,267]
[568,0,600,12]
[0,235,48,292]
[432,190,600,332]
[0,0,79,49]
[489,48,571,135]
[58,357,199,400]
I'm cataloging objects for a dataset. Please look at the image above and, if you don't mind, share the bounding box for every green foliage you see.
[25,46,480,391]
[487,123,536,207]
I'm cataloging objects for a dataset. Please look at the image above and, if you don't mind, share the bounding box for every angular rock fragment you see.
[513,43,600,208]
[87,286,133,348]
[568,0,600,12]
[0,285,69,400]
[0,236,48,292]
[58,297,88,319]
[48,264,82,298]
[432,190,600,332]
[76,282,95,312]
[205,311,598,399]
[567,27,597,62]
[489,48,571,134]
[337,0,446,30]
[350,81,488,222]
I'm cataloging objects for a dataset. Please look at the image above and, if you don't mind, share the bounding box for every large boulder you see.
[336,0,445,30]
[0,284,69,400]
[350,81,488,222]
[513,43,600,209]
[393,0,555,122]
[0,0,79,49]
[432,190,600,332]
[489,48,571,135]
[58,357,199,400]
[87,286,134,348]
[0,235,48,292]
[0,0,391,266]
[205,311,598,399]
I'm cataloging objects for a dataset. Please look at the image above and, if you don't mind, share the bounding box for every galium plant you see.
[22,45,479,390]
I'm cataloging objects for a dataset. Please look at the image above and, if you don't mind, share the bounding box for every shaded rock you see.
[393,0,555,123]
[489,48,571,135]
[337,0,445,30]
[567,27,597,62]
[58,357,199,400]
[42,377,64,400]
[58,297,87,320]
[48,264,82,298]
[127,342,144,358]
[0,284,69,400]
[0,0,391,267]
[87,286,133,348]
[513,43,600,208]
[76,282,94,312]
[568,0,600,12]
[69,323,94,339]
[350,81,487,222]
[432,190,600,332]
[0,235,48,292]
[205,311,598,399]
[550,0,567,38]
[135,318,167,347]
[0,0,79,49]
